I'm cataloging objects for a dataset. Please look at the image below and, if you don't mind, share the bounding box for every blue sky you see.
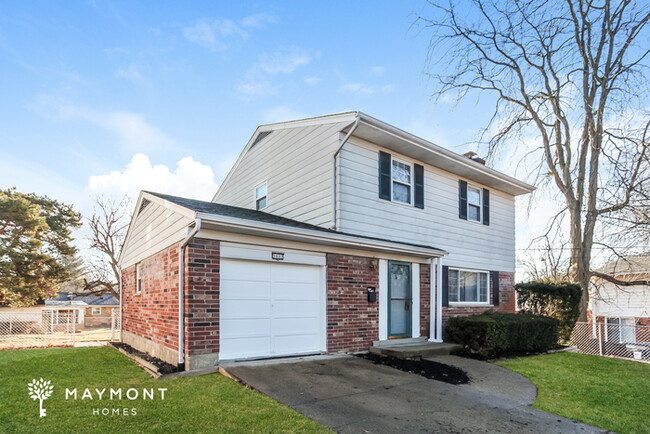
[0,0,553,266]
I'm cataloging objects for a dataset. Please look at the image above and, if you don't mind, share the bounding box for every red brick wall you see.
[420,263,431,338]
[122,244,180,352]
[184,238,220,358]
[442,271,516,323]
[326,254,379,352]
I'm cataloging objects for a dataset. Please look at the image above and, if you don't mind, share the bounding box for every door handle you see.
[404,302,410,311]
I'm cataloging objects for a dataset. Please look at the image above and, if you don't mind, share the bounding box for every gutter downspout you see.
[331,113,361,230]
[178,218,202,370]
[118,269,123,342]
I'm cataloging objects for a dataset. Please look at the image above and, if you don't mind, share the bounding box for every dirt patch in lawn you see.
[357,353,470,385]
[111,342,179,375]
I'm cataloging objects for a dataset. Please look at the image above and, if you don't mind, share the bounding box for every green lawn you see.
[0,346,328,433]
[496,352,650,434]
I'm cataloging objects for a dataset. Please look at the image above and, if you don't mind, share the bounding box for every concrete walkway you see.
[225,355,604,434]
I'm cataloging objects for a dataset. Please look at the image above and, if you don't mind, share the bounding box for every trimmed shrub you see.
[444,311,558,358]
[515,281,581,343]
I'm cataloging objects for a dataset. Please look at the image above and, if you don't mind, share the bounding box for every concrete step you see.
[369,342,462,359]
[371,337,427,348]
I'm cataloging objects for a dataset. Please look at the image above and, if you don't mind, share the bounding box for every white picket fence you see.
[570,321,650,362]
[0,309,121,350]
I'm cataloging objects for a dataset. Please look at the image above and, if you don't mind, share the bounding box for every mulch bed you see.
[111,342,179,375]
[357,353,470,385]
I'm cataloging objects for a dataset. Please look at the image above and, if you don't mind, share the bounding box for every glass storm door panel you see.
[389,261,412,338]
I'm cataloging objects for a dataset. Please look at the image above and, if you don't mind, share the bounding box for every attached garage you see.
[119,191,446,370]
[219,243,326,361]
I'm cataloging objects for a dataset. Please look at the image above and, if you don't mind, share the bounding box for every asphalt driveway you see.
[224,355,604,434]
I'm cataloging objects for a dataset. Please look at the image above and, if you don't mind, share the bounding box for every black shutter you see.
[491,271,499,306]
[378,151,391,200]
[414,164,424,209]
[482,188,490,226]
[442,265,449,307]
[458,180,468,220]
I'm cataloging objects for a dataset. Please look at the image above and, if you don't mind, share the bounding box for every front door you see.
[388,261,412,338]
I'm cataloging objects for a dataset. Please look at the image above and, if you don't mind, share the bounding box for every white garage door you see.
[219,258,325,361]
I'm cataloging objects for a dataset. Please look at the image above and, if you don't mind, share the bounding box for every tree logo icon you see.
[28,378,53,418]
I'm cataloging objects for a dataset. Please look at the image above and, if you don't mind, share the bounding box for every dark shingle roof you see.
[46,292,119,307]
[145,191,444,253]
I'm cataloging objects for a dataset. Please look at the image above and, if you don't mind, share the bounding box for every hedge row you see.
[444,311,559,358]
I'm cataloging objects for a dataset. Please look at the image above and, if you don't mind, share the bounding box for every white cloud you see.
[182,13,277,51]
[236,49,314,98]
[304,76,321,85]
[86,154,218,201]
[116,63,144,82]
[234,78,278,97]
[262,105,309,123]
[371,66,386,76]
[339,82,393,96]
[258,50,312,74]
[239,12,277,28]
[30,94,171,151]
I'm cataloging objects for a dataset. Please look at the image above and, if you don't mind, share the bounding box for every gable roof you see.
[146,191,446,254]
[45,292,119,307]
[596,254,650,277]
[215,111,534,200]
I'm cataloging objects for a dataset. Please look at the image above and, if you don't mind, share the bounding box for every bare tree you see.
[84,196,131,299]
[520,236,571,282]
[418,0,650,318]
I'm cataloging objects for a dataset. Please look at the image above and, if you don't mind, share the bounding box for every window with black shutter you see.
[459,180,468,220]
[378,151,424,209]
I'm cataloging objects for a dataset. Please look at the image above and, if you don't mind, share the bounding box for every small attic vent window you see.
[250,131,272,149]
[138,198,151,215]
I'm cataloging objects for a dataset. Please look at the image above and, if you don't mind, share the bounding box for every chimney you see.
[462,151,486,165]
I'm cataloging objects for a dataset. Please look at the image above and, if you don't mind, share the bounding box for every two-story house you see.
[118,112,534,370]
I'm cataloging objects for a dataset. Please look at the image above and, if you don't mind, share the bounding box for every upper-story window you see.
[255,182,268,210]
[392,160,412,204]
[379,151,424,209]
[459,180,490,225]
[467,186,481,222]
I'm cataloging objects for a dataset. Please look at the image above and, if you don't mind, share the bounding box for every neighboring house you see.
[44,292,120,329]
[590,254,650,344]
[119,112,534,370]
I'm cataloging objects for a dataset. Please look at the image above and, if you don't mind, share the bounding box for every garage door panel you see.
[220,318,271,337]
[272,317,320,335]
[219,258,324,361]
[220,336,271,359]
[220,280,271,300]
[273,300,320,317]
[271,264,320,283]
[273,334,321,355]
[221,261,270,281]
[272,282,319,300]
[220,299,270,319]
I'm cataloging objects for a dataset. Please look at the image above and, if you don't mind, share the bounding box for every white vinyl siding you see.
[592,283,649,318]
[120,200,193,269]
[215,122,351,228]
[338,138,516,272]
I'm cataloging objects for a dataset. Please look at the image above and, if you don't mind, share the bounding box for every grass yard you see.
[0,346,328,433]
[496,352,650,434]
